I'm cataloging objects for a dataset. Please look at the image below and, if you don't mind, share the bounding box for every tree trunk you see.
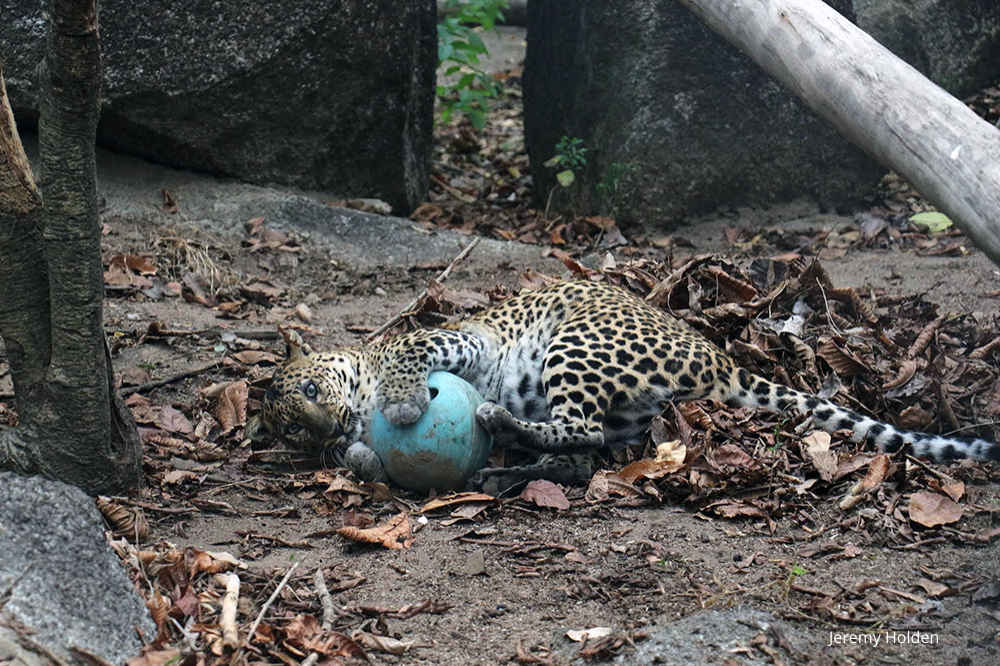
[675,0,1000,267]
[0,0,142,494]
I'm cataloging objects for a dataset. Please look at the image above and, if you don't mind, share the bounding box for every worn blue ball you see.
[369,372,493,493]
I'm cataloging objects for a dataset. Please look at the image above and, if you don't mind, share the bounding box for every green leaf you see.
[791,564,807,576]
[556,170,576,187]
[468,109,487,129]
[910,211,953,233]
[543,155,563,168]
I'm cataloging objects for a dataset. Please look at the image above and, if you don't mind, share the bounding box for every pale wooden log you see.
[675,0,1000,267]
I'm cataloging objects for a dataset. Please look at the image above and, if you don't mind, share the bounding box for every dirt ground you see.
[3,30,1000,666]
[81,196,997,666]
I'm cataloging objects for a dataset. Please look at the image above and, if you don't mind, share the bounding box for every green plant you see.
[545,136,588,187]
[437,0,509,128]
[595,162,638,216]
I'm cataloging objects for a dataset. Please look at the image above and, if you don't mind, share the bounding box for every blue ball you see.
[369,372,493,493]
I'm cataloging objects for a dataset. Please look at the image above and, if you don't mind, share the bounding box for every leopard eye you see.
[304,381,318,400]
[286,423,302,436]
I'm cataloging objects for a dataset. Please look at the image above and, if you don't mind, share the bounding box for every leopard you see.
[246,280,998,492]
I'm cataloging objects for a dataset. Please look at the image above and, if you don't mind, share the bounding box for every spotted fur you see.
[246,281,998,489]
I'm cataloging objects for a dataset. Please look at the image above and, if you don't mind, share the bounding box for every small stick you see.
[905,454,957,484]
[315,566,336,628]
[366,238,481,342]
[217,573,241,649]
[246,561,300,645]
[122,359,222,396]
[301,566,337,666]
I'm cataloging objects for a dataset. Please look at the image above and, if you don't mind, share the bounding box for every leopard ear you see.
[279,326,313,360]
[244,415,272,442]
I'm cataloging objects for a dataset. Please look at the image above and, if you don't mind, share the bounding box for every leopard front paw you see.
[343,442,388,483]
[376,389,430,425]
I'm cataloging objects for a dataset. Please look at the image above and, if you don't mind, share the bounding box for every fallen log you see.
[676,0,1000,267]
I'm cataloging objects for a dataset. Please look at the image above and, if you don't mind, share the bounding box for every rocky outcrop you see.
[0,473,153,666]
[523,0,998,227]
[855,0,1000,97]
[2,0,436,214]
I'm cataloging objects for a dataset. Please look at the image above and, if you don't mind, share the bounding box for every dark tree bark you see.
[0,0,142,494]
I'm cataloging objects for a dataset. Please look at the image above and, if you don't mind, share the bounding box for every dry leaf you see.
[816,336,872,376]
[214,380,248,432]
[676,402,713,430]
[157,405,193,436]
[96,497,150,543]
[421,492,495,513]
[566,627,614,642]
[909,491,963,527]
[161,188,179,214]
[711,444,757,470]
[803,431,838,482]
[520,479,570,510]
[655,439,686,467]
[619,458,680,484]
[337,512,413,550]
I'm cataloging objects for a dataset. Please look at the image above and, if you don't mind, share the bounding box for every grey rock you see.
[76,137,554,275]
[0,472,153,666]
[524,0,884,230]
[855,0,1000,97]
[2,0,436,214]
[555,608,811,665]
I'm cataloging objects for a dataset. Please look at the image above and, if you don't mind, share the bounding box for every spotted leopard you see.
[246,280,998,491]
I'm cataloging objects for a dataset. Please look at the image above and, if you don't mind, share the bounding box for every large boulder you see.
[0,473,153,666]
[523,0,997,228]
[1,0,436,214]
[855,0,1000,98]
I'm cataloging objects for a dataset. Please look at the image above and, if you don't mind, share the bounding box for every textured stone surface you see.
[0,472,153,666]
[855,0,1000,97]
[524,0,883,228]
[554,608,814,665]
[2,0,436,214]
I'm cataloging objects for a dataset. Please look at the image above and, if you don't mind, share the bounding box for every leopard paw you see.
[466,467,517,496]
[343,442,388,483]
[376,389,430,425]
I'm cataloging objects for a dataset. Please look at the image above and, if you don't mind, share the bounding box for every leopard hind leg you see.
[467,453,595,495]
[475,401,604,453]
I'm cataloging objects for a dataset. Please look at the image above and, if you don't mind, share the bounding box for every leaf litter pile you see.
[84,233,1000,664]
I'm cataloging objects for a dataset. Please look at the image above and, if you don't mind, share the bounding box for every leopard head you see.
[245,328,361,454]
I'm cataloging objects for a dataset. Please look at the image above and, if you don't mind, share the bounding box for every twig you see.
[366,238,481,342]
[433,176,477,204]
[315,566,336,628]
[122,359,222,396]
[246,561,300,645]
[218,573,241,650]
[905,454,956,484]
[301,566,337,666]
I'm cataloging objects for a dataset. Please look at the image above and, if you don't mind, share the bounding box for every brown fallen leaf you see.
[161,188,179,214]
[96,497,150,543]
[337,512,413,550]
[654,439,686,467]
[802,431,838,482]
[231,350,283,365]
[520,479,570,510]
[909,491,963,527]
[127,649,181,666]
[214,380,248,433]
[157,405,194,436]
[816,336,873,376]
[421,492,495,513]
